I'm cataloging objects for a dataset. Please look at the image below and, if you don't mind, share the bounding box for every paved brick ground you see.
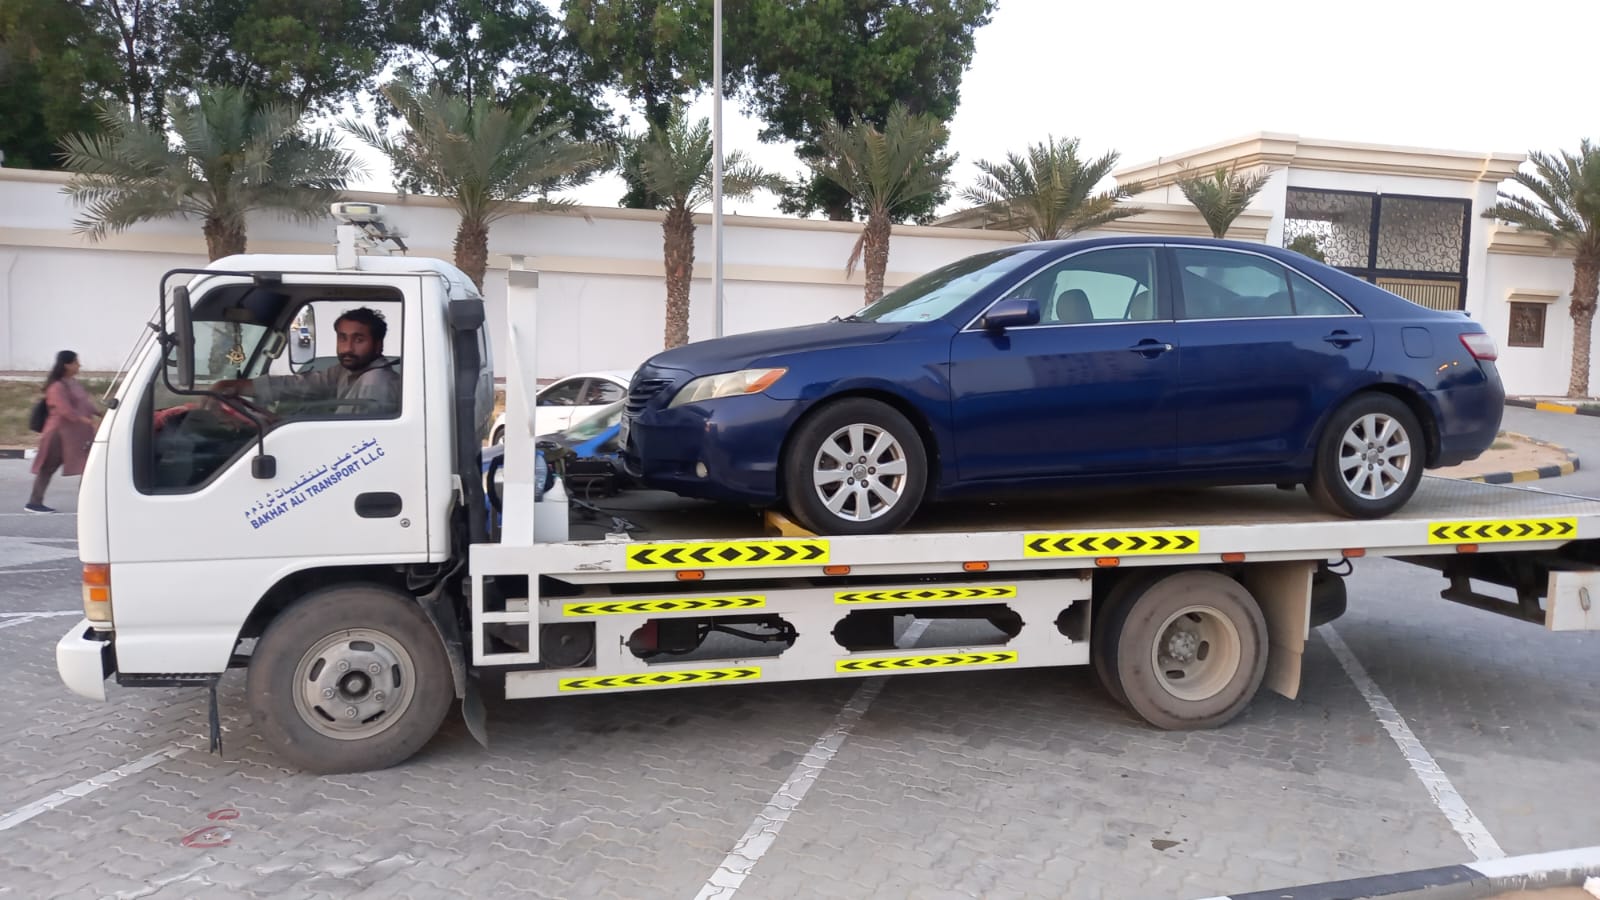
[3,421,1599,900]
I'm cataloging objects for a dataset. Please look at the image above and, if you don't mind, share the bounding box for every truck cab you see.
[59,211,497,770]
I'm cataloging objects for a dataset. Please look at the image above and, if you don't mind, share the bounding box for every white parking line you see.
[694,619,929,900]
[0,611,80,630]
[0,743,191,832]
[1321,624,1506,861]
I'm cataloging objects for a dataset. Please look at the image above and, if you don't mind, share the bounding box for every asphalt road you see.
[2,409,1597,899]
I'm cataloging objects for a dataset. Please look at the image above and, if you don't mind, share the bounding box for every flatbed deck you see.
[483,477,1600,586]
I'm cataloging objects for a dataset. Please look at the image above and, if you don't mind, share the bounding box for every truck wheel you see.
[1102,570,1267,730]
[782,398,927,535]
[1309,393,1424,519]
[247,584,453,774]
[1090,571,1166,710]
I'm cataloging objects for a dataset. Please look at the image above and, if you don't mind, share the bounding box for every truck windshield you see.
[846,248,1046,324]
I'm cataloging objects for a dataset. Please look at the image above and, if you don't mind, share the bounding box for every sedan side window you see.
[585,380,624,405]
[1174,248,1296,320]
[1286,269,1356,316]
[539,380,584,407]
[1005,248,1162,325]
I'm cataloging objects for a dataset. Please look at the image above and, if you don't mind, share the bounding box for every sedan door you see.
[949,246,1181,481]
[1168,246,1375,468]
[534,377,587,434]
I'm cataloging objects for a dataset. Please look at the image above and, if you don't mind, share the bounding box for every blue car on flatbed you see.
[621,236,1505,536]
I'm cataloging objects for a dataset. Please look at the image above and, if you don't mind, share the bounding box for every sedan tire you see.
[1309,392,1425,519]
[783,398,927,536]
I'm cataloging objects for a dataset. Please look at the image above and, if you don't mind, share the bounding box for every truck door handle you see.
[1324,331,1363,347]
[355,492,403,518]
[1128,340,1174,357]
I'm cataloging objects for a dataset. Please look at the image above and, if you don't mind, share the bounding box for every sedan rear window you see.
[849,248,1046,323]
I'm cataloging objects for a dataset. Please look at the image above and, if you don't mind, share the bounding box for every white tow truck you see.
[55,207,1600,774]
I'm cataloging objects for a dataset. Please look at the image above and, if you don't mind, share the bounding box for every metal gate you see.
[1282,188,1471,311]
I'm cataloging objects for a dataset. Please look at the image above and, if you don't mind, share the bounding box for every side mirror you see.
[982,298,1040,333]
[171,285,195,389]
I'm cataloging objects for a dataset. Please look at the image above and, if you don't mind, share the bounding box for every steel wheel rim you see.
[1338,412,1412,500]
[292,628,418,741]
[1150,605,1242,702]
[811,423,909,523]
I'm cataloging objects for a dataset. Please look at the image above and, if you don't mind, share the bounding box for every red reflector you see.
[1457,544,1480,554]
[1344,548,1367,558]
[824,565,851,576]
[1460,332,1498,361]
[1221,552,1246,563]
[963,561,990,572]
[1095,557,1120,568]
[676,570,705,581]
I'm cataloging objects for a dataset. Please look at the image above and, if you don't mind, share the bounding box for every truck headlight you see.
[668,368,787,407]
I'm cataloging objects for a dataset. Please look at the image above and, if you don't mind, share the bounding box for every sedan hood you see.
[647,320,915,374]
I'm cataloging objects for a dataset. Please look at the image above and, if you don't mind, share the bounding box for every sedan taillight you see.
[1460,332,1499,361]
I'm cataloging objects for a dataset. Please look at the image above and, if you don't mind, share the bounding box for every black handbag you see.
[28,397,47,433]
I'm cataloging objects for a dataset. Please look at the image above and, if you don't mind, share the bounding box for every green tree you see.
[563,0,713,207]
[347,78,613,291]
[624,105,784,347]
[814,103,949,303]
[170,0,445,117]
[1286,233,1327,262]
[394,0,614,142]
[1482,142,1600,398]
[0,0,120,168]
[729,0,994,221]
[959,136,1142,240]
[80,0,181,129]
[60,84,359,259]
[1176,162,1273,238]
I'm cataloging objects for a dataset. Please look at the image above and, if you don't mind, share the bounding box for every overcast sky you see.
[347,0,1598,218]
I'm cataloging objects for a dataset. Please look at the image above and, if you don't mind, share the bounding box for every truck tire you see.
[1090,570,1167,710]
[783,398,927,536]
[247,584,454,774]
[1100,570,1267,730]
[1309,392,1424,519]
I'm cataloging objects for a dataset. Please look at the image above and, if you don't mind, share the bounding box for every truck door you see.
[101,273,433,675]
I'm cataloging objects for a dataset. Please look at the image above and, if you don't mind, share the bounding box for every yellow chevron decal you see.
[625,539,829,570]
[563,596,765,617]
[1025,530,1199,557]
[558,666,761,692]
[836,650,1017,673]
[834,586,1017,605]
[1428,517,1576,544]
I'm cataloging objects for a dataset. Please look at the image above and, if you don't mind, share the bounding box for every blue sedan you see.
[620,236,1504,535]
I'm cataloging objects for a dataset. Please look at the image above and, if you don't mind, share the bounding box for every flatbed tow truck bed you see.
[467,477,1600,704]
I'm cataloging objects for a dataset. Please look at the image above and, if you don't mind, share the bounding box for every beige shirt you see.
[254,359,401,416]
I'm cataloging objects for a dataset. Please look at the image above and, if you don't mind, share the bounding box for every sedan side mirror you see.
[982,298,1040,333]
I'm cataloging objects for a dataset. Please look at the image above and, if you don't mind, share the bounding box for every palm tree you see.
[60,85,358,260]
[1177,163,1274,238]
[1482,142,1600,398]
[624,108,785,348]
[959,136,1143,241]
[347,78,612,290]
[813,103,950,304]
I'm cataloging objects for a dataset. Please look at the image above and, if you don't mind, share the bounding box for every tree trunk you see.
[862,213,892,304]
[454,217,490,292]
[1568,255,1599,399]
[663,206,695,348]
[202,216,246,260]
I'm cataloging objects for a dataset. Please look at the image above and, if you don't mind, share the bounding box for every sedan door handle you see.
[1128,340,1174,356]
[1324,331,1363,346]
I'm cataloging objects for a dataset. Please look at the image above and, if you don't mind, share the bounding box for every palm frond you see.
[1177,163,1273,238]
[813,102,949,221]
[960,136,1143,240]
[1482,139,1600,258]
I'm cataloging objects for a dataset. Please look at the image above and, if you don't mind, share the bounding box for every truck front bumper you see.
[56,619,114,701]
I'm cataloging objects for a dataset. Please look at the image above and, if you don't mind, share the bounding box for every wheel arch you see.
[235,564,465,699]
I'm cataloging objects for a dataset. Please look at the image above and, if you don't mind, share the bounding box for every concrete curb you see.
[0,448,30,461]
[1507,397,1600,417]
[1197,844,1600,900]
[1456,432,1579,486]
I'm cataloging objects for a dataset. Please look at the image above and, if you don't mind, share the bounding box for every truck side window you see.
[138,295,405,494]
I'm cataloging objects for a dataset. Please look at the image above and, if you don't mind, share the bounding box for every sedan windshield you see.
[847,247,1046,323]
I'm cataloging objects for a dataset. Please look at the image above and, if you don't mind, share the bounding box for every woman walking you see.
[27,350,100,513]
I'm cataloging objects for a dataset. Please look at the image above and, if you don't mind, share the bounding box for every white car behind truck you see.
[55,207,1600,774]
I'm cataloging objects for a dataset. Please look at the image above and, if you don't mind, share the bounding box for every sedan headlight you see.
[668,368,787,407]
